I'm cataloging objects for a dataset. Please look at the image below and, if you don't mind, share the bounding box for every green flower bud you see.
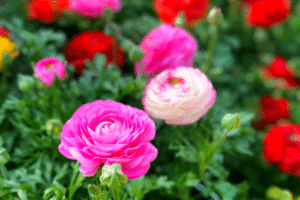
[254,28,268,42]
[207,8,223,26]
[87,184,101,197]
[175,11,186,27]
[129,46,145,62]
[18,74,35,92]
[46,119,63,137]
[221,113,241,130]
[0,147,10,165]
[210,67,224,76]
[266,186,282,199]
[100,163,128,189]
[278,190,293,200]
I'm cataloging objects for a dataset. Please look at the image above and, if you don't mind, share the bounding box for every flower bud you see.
[100,163,128,189]
[0,147,10,165]
[129,46,145,62]
[266,186,282,199]
[174,11,186,27]
[18,74,35,92]
[207,7,223,26]
[278,190,293,200]
[87,184,101,197]
[222,113,241,130]
[46,119,63,137]
[254,28,268,42]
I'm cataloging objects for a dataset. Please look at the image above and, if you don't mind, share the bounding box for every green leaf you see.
[215,182,238,200]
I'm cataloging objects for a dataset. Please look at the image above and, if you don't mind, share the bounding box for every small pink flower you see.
[70,0,122,18]
[34,57,66,87]
[142,67,216,125]
[134,24,198,77]
[58,100,158,179]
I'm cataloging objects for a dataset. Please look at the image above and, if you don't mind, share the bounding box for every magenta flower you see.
[70,0,122,18]
[34,57,66,87]
[134,24,198,77]
[58,100,158,179]
[142,67,216,125]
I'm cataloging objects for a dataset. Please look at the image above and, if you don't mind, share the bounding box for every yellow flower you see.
[0,37,19,67]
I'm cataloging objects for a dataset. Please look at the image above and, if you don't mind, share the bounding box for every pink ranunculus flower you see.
[34,57,66,87]
[134,24,198,77]
[58,100,158,179]
[70,0,122,18]
[142,67,216,125]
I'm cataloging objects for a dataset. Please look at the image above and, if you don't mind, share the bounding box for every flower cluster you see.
[0,28,19,68]
[26,0,70,24]
[65,31,125,75]
[143,67,216,125]
[243,0,291,28]
[58,100,158,179]
[252,95,290,130]
[70,0,122,18]
[34,57,66,87]
[261,57,299,89]
[154,0,210,27]
[134,24,198,77]
[263,124,300,177]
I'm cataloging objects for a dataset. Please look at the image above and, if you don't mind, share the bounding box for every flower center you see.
[46,64,54,70]
[167,76,184,85]
[289,133,300,143]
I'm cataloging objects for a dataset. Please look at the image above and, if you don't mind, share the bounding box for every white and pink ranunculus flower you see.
[142,67,216,125]
[58,100,158,180]
[34,57,66,87]
[70,0,122,18]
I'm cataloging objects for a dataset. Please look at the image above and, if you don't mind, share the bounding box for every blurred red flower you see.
[154,0,210,27]
[27,0,70,24]
[244,0,290,28]
[252,95,290,130]
[65,31,125,75]
[261,57,299,89]
[263,124,300,177]
[0,26,10,39]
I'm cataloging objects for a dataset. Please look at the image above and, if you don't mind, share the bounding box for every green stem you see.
[204,25,219,73]
[112,189,120,200]
[0,165,8,179]
[198,130,229,181]
[51,87,64,121]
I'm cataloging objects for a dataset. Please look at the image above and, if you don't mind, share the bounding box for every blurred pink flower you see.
[134,24,198,77]
[142,67,216,125]
[58,100,158,179]
[70,0,122,18]
[34,57,66,86]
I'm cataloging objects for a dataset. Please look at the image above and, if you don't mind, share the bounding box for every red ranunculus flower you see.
[252,95,290,130]
[65,31,125,75]
[261,57,299,89]
[263,124,300,177]
[245,0,291,28]
[0,26,10,39]
[27,0,70,24]
[154,0,210,27]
